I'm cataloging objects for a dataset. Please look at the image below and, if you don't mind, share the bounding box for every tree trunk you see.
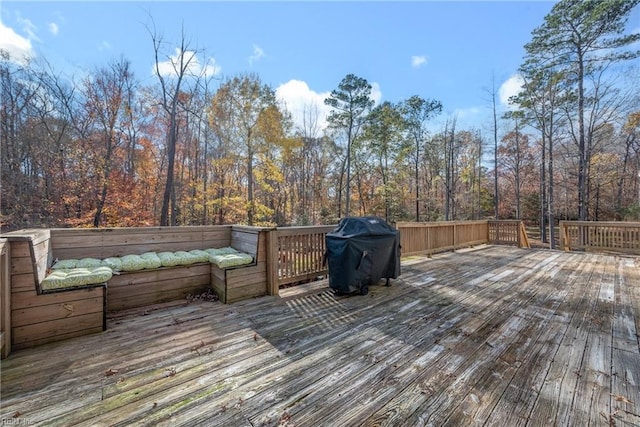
[345,119,352,217]
[415,137,420,221]
[515,121,521,220]
[539,133,547,242]
[577,51,587,221]
[492,88,499,219]
[247,135,254,225]
[160,112,177,226]
[548,126,556,249]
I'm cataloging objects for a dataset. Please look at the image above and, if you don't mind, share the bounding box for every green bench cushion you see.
[209,252,254,269]
[204,247,239,256]
[41,266,112,291]
[174,251,201,266]
[188,249,211,263]
[46,246,253,290]
[158,252,181,267]
[103,257,123,272]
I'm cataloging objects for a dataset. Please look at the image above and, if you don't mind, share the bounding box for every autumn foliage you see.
[1,33,639,230]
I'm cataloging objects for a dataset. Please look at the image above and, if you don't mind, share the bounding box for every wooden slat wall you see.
[230,226,262,258]
[6,239,105,350]
[1,229,52,289]
[50,226,233,260]
[225,262,268,304]
[107,265,210,312]
[456,221,490,247]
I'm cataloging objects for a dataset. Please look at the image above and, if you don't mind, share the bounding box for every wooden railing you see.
[267,225,336,294]
[559,221,640,254]
[488,220,530,248]
[396,220,529,257]
[396,221,487,256]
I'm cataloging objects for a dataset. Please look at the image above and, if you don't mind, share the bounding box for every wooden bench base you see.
[211,262,268,304]
[11,286,106,350]
[107,264,211,312]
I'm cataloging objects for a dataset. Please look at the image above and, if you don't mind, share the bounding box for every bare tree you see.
[149,23,199,226]
[82,58,135,226]
[483,74,501,219]
[515,69,566,248]
[400,95,442,221]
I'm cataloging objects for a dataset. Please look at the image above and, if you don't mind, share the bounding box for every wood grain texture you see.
[49,226,233,260]
[1,246,638,427]
[0,239,10,358]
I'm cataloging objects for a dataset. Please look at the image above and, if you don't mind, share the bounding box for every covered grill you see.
[325,216,401,295]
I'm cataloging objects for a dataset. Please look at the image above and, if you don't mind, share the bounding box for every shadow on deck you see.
[1,245,639,426]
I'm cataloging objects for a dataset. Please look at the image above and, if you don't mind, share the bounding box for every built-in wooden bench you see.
[1,225,272,352]
[2,229,106,351]
[211,226,269,303]
[50,226,230,312]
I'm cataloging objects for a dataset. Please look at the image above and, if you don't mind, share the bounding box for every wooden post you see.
[266,228,279,296]
[0,239,11,359]
[559,221,568,251]
[518,221,530,248]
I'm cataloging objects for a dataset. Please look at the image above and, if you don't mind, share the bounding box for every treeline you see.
[1,0,639,233]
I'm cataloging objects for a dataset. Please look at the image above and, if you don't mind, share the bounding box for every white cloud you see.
[276,79,382,134]
[155,48,220,78]
[248,44,265,65]
[16,15,38,42]
[411,55,427,68]
[201,57,220,77]
[48,22,59,35]
[98,41,111,51]
[275,79,332,134]
[370,81,383,105]
[453,106,481,119]
[0,19,33,63]
[499,74,524,110]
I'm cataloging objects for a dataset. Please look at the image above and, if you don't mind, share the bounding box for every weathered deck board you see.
[611,256,640,426]
[1,246,639,427]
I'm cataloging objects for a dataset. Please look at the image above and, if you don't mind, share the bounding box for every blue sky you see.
[1,1,638,133]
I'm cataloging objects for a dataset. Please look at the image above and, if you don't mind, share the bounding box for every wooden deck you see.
[1,245,639,426]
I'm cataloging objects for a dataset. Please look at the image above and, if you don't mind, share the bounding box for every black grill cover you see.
[325,216,401,294]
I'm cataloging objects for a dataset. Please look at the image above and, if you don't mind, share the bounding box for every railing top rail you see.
[395,220,489,227]
[232,225,275,232]
[560,221,640,228]
[275,225,337,231]
[44,225,234,232]
[274,225,336,237]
